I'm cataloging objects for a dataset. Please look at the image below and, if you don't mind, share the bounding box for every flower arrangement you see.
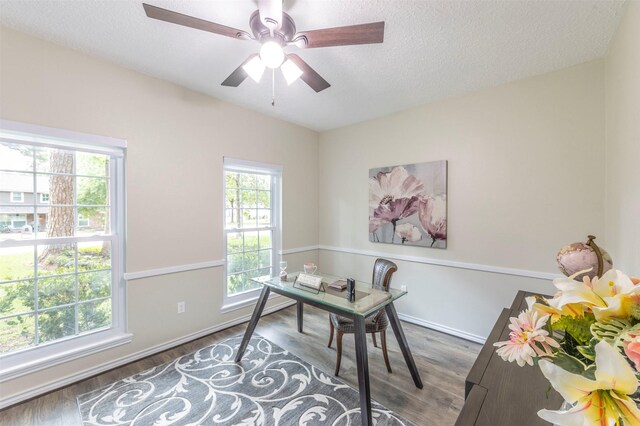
[494,269,640,425]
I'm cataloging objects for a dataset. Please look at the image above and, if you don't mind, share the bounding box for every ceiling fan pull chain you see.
[272,68,276,107]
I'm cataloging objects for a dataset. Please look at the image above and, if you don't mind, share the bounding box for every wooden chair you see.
[327,258,397,376]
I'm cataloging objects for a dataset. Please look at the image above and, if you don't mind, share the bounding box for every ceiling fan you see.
[142,1,385,93]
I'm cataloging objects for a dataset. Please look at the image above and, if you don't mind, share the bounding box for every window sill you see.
[0,329,133,382]
[221,292,281,314]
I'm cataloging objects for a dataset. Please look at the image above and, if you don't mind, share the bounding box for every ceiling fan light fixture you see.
[281,59,303,85]
[260,41,285,69]
[242,56,266,83]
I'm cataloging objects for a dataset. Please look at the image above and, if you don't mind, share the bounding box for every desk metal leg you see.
[297,301,304,333]
[354,315,372,426]
[234,286,271,362]
[385,302,423,389]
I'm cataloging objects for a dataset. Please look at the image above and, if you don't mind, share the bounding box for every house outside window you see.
[10,192,23,203]
[223,158,281,304]
[0,120,129,381]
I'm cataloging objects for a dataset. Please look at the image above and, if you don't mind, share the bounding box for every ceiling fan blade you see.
[143,3,251,40]
[286,54,330,92]
[221,54,258,87]
[292,21,384,48]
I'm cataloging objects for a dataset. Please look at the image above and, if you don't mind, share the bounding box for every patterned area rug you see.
[77,334,415,425]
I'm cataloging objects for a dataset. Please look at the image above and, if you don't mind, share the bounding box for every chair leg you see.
[335,331,343,376]
[381,330,392,373]
[328,319,334,348]
[372,332,378,348]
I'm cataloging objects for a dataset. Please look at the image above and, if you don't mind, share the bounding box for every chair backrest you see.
[371,258,398,292]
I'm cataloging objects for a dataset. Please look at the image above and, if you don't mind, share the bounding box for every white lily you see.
[550,269,640,321]
[538,340,640,426]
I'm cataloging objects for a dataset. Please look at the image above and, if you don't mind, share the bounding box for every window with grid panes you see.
[0,121,127,379]
[223,159,280,301]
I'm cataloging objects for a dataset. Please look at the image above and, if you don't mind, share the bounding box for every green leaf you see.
[552,314,596,346]
[547,352,589,376]
[576,338,598,362]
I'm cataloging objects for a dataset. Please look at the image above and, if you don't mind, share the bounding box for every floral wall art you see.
[369,161,447,248]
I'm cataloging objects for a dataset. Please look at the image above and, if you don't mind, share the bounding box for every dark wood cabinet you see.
[456,291,563,426]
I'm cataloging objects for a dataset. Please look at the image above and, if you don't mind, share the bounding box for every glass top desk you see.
[234,272,423,426]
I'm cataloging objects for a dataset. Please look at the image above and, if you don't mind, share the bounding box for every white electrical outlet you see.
[401,285,407,292]
[177,301,186,314]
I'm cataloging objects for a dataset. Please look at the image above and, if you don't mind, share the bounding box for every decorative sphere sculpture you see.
[557,235,612,281]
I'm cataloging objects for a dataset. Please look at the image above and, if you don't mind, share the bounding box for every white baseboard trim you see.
[0,299,296,410]
[124,259,225,281]
[397,313,486,344]
[318,245,558,281]
[279,245,320,255]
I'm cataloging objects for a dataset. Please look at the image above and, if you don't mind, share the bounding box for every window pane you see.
[78,242,111,272]
[0,280,34,317]
[38,275,75,310]
[243,251,259,271]
[227,273,244,296]
[258,231,271,249]
[76,153,109,177]
[41,168,75,238]
[256,175,270,190]
[227,232,242,253]
[37,243,76,276]
[77,177,108,208]
[76,207,108,236]
[35,147,74,174]
[78,270,111,302]
[247,268,270,291]
[0,315,35,353]
[0,246,35,282]
[241,209,257,228]
[38,306,76,344]
[239,174,256,189]
[240,190,256,208]
[34,174,51,205]
[0,206,37,237]
[256,190,270,208]
[44,205,75,237]
[78,299,111,333]
[257,209,271,227]
[225,208,237,228]
[244,231,259,251]
[227,253,243,274]
[225,172,239,188]
[2,171,33,199]
[0,143,33,172]
[259,250,271,268]
[225,188,239,209]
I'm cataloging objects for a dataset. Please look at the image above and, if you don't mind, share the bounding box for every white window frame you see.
[222,157,282,308]
[39,193,49,203]
[10,192,24,203]
[0,119,130,382]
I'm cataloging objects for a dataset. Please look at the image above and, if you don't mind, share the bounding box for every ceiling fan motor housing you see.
[249,10,296,45]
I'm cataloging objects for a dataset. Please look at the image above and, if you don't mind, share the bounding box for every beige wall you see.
[605,0,640,274]
[2,1,639,405]
[0,26,319,403]
[319,60,606,339]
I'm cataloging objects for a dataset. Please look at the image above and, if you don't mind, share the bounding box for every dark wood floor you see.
[0,305,481,425]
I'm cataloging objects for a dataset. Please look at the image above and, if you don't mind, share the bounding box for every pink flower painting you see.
[369,161,447,248]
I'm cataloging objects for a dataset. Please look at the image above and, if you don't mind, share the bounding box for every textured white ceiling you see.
[0,0,627,131]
